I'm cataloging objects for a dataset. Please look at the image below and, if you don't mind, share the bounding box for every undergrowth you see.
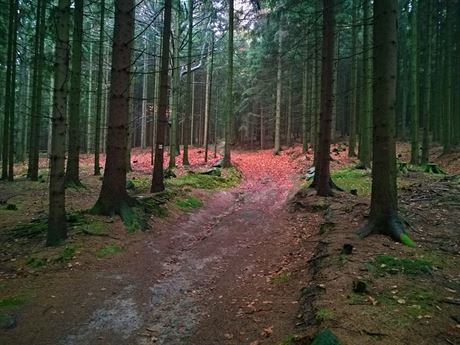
[332,166,371,196]
[175,196,203,211]
[96,244,124,258]
[167,167,241,190]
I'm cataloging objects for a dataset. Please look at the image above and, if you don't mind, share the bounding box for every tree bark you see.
[314,0,335,197]
[183,0,193,166]
[359,0,412,246]
[65,0,84,186]
[47,0,71,246]
[273,15,283,155]
[348,0,358,157]
[151,0,172,192]
[409,0,419,164]
[94,0,105,176]
[222,0,234,168]
[92,0,136,215]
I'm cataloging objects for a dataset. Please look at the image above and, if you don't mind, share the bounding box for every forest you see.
[0,0,459,344]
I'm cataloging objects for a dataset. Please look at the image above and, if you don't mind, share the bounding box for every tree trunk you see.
[348,0,358,157]
[86,40,93,153]
[421,0,432,165]
[94,0,105,176]
[286,68,292,147]
[92,0,136,216]
[47,0,71,246]
[409,0,419,164]
[358,0,372,168]
[28,0,46,180]
[65,0,84,186]
[151,0,172,192]
[183,0,193,166]
[141,39,148,149]
[204,36,214,163]
[222,0,234,168]
[273,16,283,155]
[314,0,335,197]
[359,0,412,246]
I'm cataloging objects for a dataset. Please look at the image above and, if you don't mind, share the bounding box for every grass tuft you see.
[332,166,371,196]
[97,244,124,258]
[175,197,203,211]
[373,255,432,275]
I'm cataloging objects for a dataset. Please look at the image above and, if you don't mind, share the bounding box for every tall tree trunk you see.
[421,0,432,165]
[2,0,18,180]
[348,0,358,157]
[94,0,105,176]
[273,16,283,155]
[47,0,71,246]
[28,0,46,180]
[409,0,419,164]
[222,0,234,167]
[359,0,412,246]
[314,0,335,196]
[302,57,308,152]
[65,0,84,186]
[204,36,214,163]
[7,0,19,181]
[86,41,94,153]
[151,0,172,192]
[358,0,372,168]
[92,0,135,216]
[286,68,292,147]
[169,0,180,169]
[183,0,193,166]
[141,39,148,149]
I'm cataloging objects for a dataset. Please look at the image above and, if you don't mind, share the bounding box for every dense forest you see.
[1,0,460,344]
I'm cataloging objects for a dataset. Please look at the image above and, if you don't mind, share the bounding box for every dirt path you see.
[2,153,315,345]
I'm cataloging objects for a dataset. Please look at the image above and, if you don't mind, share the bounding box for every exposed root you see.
[357,212,415,247]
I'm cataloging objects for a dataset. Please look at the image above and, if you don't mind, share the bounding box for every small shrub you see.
[54,246,76,263]
[315,308,334,321]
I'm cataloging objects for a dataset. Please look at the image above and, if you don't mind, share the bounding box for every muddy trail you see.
[1,154,315,345]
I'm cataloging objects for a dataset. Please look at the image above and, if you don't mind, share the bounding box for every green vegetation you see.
[55,245,76,263]
[315,308,334,321]
[5,203,17,210]
[126,176,150,192]
[311,328,341,345]
[278,335,295,345]
[120,204,145,233]
[0,296,24,308]
[82,220,107,236]
[272,271,292,286]
[167,167,241,190]
[372,255,432,275]
[9,218,47,239]
[26,256,47,268]
[332,166,371,196]
[97,244,124,258]
[175,196,203,211]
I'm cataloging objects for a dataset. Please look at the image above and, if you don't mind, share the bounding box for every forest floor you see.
[0,144,459,345]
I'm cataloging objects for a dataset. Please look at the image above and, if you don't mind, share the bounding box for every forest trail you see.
[1,150,316,345]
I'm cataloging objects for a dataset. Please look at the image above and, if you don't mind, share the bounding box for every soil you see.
[0,144,459,345]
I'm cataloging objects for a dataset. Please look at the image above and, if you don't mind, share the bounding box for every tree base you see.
[357,213,415,247]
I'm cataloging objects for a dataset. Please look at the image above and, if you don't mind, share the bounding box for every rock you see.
[200,168,221,177]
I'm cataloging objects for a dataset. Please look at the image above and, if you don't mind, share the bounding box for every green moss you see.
[83,220,107,236]
[120,204,145,233]
[331,166,371,196]
[0,296,24,309]
[175,197,203,211]
[126,176,150,192]
[5,203,17,210]
[272,271,292,286]
[400,233,416,248]
[167,167,241,190]
[97,244,124,258]
[373,255,432,275]
[26,256,47,268]
[278,335,295,345]
[315,308,334,321]
[54,245,76,263]
[311,328,341,345]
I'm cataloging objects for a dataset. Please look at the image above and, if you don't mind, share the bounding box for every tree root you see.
[357,212,416,247]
